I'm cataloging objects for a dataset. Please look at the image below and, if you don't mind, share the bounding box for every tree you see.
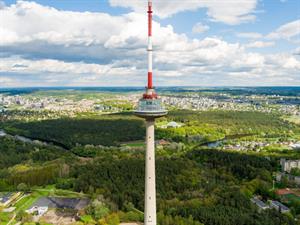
[17,183,29,192]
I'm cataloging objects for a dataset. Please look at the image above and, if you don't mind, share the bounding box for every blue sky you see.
[0,0,299,86]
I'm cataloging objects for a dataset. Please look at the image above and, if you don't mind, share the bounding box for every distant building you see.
[290,143,300,150]
[295,176,300,185]
[161,121,182,129]
[280,158,300,173]
[270,200,290,213]
[26,206,48,216]
[251,197,269,212]
[276,172,300,185]
[167,121,182,128]
[120,223,140,225]
[156,139,170,146]
[28,197,90,210]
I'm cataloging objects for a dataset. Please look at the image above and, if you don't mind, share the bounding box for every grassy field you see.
[14,186,54,212]
[14,186,87,213]
[14,193,41,212]
[0,187,88,224]
[121,140,145,147]
[52,189,87,198]
[0,212,12,224]
[284,115,300,125]
[80,215,96,223]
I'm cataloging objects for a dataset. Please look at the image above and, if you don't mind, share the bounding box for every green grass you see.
[13,187,86,213]
[14,194,40,212]
[13,187,54,212]
[53,189,87,198]
[283,115,300,125]
[121,140,145,147]
[0,212,11,222]
[80,215,95,223]
[284,193,300,201]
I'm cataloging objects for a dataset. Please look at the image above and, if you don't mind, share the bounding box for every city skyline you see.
[0,0,299,87]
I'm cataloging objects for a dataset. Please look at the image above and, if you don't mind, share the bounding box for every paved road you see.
[7,213,16,225]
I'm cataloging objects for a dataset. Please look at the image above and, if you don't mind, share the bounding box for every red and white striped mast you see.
[148,0,153,89]
[144,0,157,99]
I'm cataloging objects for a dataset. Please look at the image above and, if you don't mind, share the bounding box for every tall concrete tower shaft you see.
[145,118,156,224]
[134,1,167,225]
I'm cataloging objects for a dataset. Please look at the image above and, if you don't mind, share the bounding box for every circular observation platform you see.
[134,98,167,119]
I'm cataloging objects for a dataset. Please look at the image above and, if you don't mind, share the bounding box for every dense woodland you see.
[0,110,299,224]
[3,115,145,148]
[2,110,299,149]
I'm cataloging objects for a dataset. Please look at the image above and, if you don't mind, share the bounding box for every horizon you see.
[0,0,299,87]
[0,85,300,90]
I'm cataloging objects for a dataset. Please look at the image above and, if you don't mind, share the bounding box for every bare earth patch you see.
[40,209,77,225]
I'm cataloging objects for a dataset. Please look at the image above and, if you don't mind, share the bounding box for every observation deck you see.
[134,98,167,119]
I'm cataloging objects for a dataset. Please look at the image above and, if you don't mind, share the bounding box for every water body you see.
[0,129,42,144]
[0,129,67,149]
[201,134,253,148]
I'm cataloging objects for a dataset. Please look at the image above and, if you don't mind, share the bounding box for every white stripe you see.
[148,37,152,72]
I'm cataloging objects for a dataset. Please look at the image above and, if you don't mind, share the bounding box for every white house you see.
[167,121,182,128]
[26,206,48,216]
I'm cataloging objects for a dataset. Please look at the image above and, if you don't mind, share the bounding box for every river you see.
[0,129,59,148]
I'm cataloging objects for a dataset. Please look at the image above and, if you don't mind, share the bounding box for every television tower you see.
[134,1,167,225]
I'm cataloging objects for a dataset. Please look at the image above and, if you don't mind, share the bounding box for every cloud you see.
[293,47,300,55]
[0,1,125,46]
[0,56,142,86]
[0,1,299,86]
[192,23,209,33]
[109,0,258,25]
[245,41,275,48]
[266,19,300,40]
[0,57,109,75]
[236,32,263,39]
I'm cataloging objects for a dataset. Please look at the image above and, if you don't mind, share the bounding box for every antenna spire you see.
[147,0,153,90]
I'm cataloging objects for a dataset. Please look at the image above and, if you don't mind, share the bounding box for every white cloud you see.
[237,32,263,39]
[245,41,275,48]
[293,47,300,55]
[0,57,109,75]
[0,1,125,46]
[109,0,258,25]
[192,23,209,33]
[0,1,299,86]
[266,20,300,40]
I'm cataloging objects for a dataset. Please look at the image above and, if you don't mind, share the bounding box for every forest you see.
[2,110,299,149]
[0,110,299,224]
[2,115,145,148]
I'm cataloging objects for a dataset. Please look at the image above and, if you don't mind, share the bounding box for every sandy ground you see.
[120,223,140,225]
[40,209,77,225]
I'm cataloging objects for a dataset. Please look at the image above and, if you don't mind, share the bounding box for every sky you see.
[0,0,299,87]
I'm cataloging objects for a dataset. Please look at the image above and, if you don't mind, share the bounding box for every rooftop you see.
[251,197,269,209]
[29,197,90,210]
[270,200,290,211]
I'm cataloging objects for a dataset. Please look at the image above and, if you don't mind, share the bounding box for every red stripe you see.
[148,5,152,36]
[148,72,153,88]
